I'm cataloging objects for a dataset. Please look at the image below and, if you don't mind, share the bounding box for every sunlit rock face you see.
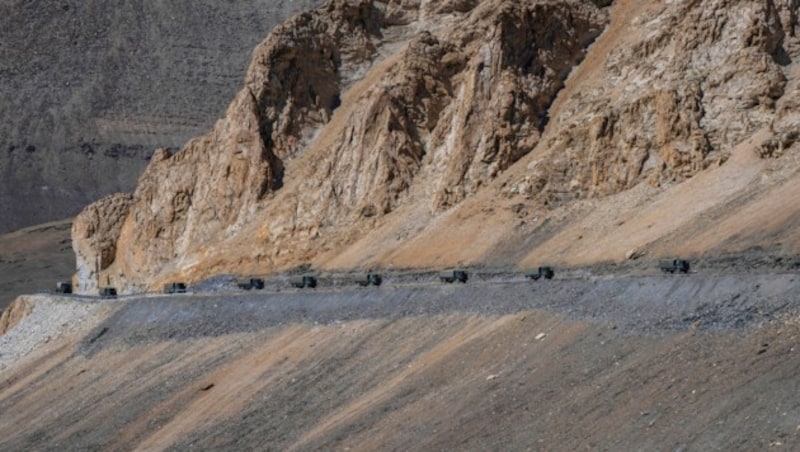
[72,0,800,291]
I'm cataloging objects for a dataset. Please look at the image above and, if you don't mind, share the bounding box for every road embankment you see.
[1,272,799,450]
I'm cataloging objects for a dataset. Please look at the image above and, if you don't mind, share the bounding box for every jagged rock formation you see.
[0,297,33,336]
[72,0,800,293]
[505,0,800,204]
[72,194,133,294]
[74,0,608,292]
[0,0,321,233]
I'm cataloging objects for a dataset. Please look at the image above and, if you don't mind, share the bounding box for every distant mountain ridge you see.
[0,0,321,233]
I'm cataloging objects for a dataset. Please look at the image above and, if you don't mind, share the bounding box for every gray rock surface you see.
[0,0,321,233]
[79,271,800,350]
[0,295,112,373]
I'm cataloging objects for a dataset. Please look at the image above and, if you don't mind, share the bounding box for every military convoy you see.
[440,270,468,283]
[61,258,703,299]
[525,267,555,281]
[357,273,383,287]
[163,282,188,294]
[659,259,690,274]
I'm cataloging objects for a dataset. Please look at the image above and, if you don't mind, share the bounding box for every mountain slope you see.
[0,0,321,233]
[0,219,74,312]
[72,0,800,293]
[2,277,800,450]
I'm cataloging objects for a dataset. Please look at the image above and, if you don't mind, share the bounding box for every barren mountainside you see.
[0,0,321,233]
[73,0,800,294]
[5,2,800,449]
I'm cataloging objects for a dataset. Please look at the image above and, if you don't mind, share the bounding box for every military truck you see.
[55,281,72,294]
[659,259,690,274]
[440,270,468,283]
[357,273,382,287]
[237,278,265,290]
[99,287,118,299]
[291,275,317,288]
[525,267,555,281]
[163,282,188,294]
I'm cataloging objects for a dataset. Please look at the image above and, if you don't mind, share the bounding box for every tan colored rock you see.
[0,296,33,336]
[71,0,800,290]
[71,193,133,294]
[505,0,798,204]
[77,0,606,291]
[761,62,800,157]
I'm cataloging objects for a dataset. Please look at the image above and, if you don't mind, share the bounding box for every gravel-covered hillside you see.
[0,0,320,233]
[1,273,799,449]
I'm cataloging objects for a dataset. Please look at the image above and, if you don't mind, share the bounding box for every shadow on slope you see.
[0,219,74,313]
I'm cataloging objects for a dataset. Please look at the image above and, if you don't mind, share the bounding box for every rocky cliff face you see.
[73,0,800,293]
[505,0,800,204]
[72,194,133,294]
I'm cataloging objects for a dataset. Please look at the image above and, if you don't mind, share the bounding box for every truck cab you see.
[163,282,188,294]
[238,278,265,290]
[55,281,72,294]
[659,259,690,274]
[357,273,382,287]
[440,270,468,283]
[525,267,555,281]
[291,275,317,288]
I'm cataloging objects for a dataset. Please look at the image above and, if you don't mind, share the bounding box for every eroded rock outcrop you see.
[72,0,800,291]
[0,297,33,336]
[74,0,607,291]
[0,1,321,234]
[72,193,133,294]
[506,0,800,203]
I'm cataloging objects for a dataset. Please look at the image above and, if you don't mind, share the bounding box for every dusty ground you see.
[0,219,74,312]
[1,271,799,450]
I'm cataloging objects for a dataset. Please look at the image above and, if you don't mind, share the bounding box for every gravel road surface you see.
[75,271,800,352]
